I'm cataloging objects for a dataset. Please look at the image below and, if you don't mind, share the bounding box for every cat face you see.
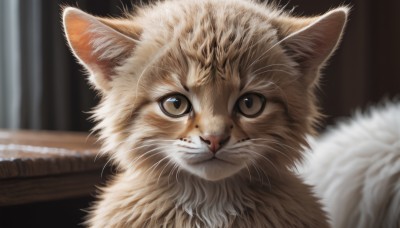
[135,58,293,181]
[63,0,347,181]
[105,43,298,181]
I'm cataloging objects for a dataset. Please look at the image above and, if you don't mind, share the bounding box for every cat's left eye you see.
[159,94,192,118]
[236,93,266,118]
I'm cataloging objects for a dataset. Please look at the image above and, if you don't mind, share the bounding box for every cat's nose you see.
[200,135,230,154]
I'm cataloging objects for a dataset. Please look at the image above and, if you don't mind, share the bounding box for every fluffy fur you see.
[300,102,400,228]
[63,0,348,227]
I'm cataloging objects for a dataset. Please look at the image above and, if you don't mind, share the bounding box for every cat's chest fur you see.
[88,171,328,228]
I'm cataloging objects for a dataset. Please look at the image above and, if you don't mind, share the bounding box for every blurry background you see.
[1,0,400,131]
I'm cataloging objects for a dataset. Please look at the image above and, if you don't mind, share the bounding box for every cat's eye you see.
[159,94,192,118]
[236,93,266,118]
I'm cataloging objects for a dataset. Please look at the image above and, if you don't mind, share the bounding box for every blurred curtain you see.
[0,0,399,131]
[0,0,95,130]
[0,0,22,129]
[0,0,135,131]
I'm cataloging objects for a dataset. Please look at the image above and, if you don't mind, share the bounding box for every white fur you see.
[299,102,400,228]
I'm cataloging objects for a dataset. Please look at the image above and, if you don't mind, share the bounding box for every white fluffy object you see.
[299,102,400,228]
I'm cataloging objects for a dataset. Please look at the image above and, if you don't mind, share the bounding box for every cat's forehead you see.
[150,3,282,88]
[179,4,278,78]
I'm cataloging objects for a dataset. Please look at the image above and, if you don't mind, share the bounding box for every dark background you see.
[0,0,399,227]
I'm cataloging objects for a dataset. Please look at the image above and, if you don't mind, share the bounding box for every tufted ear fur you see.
[277,7,349,87]
[63,7,141,92]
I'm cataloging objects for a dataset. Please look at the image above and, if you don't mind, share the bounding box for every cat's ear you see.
[63,7,141,92]
[279,7,349,86]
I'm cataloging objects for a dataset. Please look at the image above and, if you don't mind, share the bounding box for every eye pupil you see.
[244,97,253,108]
[170,98,181,109]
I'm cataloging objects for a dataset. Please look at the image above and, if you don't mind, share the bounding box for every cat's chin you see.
[179,158,245,181]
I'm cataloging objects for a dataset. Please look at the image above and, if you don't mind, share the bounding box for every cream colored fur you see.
[63,0,348,227]
[300,102,400,228]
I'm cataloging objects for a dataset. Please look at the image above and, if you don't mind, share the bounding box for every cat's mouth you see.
[179,153,246,181]
[188,156,237,166]
[176,148,246,180]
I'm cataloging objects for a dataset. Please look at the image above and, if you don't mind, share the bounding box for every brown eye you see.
[237,93,266,118]
[159,94,191,118]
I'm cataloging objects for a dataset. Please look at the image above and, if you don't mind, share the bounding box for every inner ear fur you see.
[275,7,349,87]
[63,7,141,92]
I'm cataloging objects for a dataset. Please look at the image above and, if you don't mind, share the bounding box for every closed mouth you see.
[190,156,236,166]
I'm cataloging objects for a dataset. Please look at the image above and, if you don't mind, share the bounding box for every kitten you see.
[63,0,347,227]
[299,102,400,228]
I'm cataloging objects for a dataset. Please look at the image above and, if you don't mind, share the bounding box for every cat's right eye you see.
[159,94,192,118]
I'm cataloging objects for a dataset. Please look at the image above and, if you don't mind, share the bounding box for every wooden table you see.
[0,130,106,206]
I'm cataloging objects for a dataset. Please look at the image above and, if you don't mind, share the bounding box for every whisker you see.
[128,145,170,165]
[267,81,289,105]
[175,166,182,183]
[247,33,296,71]
[177,151,203,155]
[134,58,158,104]
[168,163,179,185]
[241,148,281,179]
[249,138,298,151]
[252,69,294,77]
[94,150,104,163]
[101,158,113,179]
[249,138,297,152]
[130,148,170,171]
[157,158,173,184]
[244,163,252,182]
[250,159,271,189]
[250,160,264,185]
[127,150,166,172]
[145,155,170,176]
[231,142,292,164]
[148,65,176,75]
[126,143,171,153]
[251,63,291,75]
[127,138,177,147]
[252,144,293,164]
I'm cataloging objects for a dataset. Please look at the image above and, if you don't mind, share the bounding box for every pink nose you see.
[200,135,230,154]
